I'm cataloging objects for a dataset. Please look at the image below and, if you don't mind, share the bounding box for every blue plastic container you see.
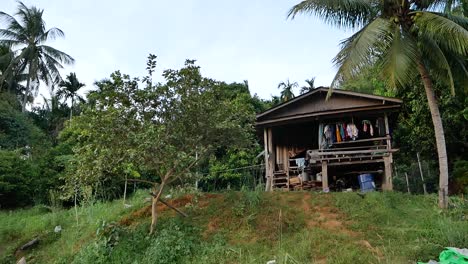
[358,174,375,193]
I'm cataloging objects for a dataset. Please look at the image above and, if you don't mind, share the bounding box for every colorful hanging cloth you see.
[335,124,342,142]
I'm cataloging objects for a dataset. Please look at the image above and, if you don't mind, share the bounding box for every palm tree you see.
[33,94,69,142]
[300,77,316,94]
[289,0,468,208]
[0,2,74,112]
[278,79,298,102]
[0,45,26,93]
[57,72,84,120]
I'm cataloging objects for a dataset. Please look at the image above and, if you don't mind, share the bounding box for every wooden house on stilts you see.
[256,88,402,192]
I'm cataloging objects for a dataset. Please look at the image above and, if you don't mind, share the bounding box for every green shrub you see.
[140,220,200,264]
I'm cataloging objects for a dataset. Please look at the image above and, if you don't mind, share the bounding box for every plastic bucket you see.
[358,174,375,193]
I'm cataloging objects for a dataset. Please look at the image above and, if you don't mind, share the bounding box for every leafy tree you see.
[289,0,468,208]
[0,150,36,208]
[0,2,74,112]
[0,45,25,93]
[57,72,85,120]
[0,92,46,152]
[64,56,252,233]
[339,66,392,96]
[278,79,297,102]
[300,77,316,94]
[31,94,70,143]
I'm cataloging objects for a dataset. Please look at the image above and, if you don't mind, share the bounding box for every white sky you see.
[1,0,353,105]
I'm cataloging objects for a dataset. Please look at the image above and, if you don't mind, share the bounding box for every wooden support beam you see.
[331,136,390,145]
[318,123,324,150]
[263,128,270,191]
[382,156,393,191]
[319,145,388,151]
[384,113,391,150]
[284,147,290,190]
[320,154,389,162]
[325,159,385,166]
[318,148,398,156]
[266,128,275,191]
[321,161,328,192]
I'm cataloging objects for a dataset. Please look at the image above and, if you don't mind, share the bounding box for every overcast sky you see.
[2,0,353,103]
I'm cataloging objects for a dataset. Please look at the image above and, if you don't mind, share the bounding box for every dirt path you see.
[301,193,383,261]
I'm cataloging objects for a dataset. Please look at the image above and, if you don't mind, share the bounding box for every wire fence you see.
[198,164,265,192]
[393,157,438,194]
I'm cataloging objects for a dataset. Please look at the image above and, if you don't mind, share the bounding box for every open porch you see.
[256,88,402,192]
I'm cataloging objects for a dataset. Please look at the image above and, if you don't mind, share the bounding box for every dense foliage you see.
[0,1,467,210]
[289,0,468,207]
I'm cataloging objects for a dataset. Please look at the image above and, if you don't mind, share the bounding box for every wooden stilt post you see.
[284,146,289,190]
[383,114,394,191]
[321,161,328,192]
[383,156,393,191]
[266,128,275,191]
[384,114,391,151]
[263,128,270,191]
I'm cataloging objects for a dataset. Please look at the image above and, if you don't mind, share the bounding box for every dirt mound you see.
[119,193,220,226]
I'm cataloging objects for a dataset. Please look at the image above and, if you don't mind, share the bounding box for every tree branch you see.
[127,178,158,186]
[159,198,188,217]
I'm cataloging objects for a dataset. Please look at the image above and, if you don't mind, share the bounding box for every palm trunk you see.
[22,70,32,113]
[417,61,449,209]
[70,97,74,120]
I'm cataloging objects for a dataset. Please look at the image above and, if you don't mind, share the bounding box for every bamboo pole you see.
[123,175,128,206]
[417,153,428,195]
[405,172,411,194]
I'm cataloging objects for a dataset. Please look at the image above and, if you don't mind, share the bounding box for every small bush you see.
[140,220,200,264]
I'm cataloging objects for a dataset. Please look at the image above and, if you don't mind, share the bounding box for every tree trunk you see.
[74,188,79,225]
[123,174,128,206]
[150,180,166,234]
[70,97,74,120]
[22,68,32,113]
[417,61,449,209]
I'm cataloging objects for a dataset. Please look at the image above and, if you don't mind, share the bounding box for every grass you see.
[333,192,468,263]
[1,189,467,264]
[0,190,147,263]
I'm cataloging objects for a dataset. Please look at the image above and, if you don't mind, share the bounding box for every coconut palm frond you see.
[413,11,468,56]
[378,25,419,90]
[331,18,393,89]
[420,36,457,95]
[288,0,378,29]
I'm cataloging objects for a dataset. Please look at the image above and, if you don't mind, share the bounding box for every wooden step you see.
[273,183,288,187]
[273,177,288,180]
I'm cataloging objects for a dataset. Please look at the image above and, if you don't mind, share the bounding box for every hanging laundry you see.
[347,123,359,140]
[339,123,345,141]
[323,125,333,147]
[336,124,342,142]
[362,120,374,136]
[295,158,305,169]
[343,123,348,140]
[376,118,386,136]
[346,123,352,139]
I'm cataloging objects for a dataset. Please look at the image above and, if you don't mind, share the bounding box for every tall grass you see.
[334,192,468,262]
[1,190,466,264]
[0,190,147,263]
